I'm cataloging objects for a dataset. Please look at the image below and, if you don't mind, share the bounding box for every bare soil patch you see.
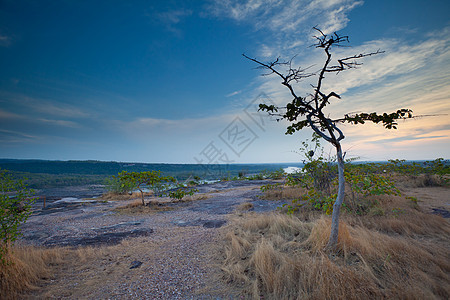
[402,186,450,216]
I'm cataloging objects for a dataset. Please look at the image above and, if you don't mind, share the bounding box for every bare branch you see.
[325,50,385,73]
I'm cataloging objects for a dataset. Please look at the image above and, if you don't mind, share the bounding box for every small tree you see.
[104,176,136,194]
[117,171,176,206]
[244,28,413,249]
[0,169,36,264]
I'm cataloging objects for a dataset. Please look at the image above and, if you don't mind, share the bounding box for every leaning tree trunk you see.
[327,142,346,249]
[138,187,145,206]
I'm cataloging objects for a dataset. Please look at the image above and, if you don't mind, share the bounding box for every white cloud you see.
[37,119,80,128]
[318,37,448,96]
[208,0,362,57]
[208,0,363,33]
[226,90,242,97]
[252,29,450,109]
[157,9,193,34]
[258,44,276,58]
[208,0,272,21]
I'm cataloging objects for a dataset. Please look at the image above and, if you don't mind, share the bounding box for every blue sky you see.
[0,0,449,163]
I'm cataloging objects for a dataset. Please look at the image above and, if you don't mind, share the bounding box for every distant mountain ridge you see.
[0,158,304,179]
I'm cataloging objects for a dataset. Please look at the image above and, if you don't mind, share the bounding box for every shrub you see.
[273,134,402,216]
[117,171,176,206]
[104,176,136,194]
[0,169,36,264]
[166,187,198,202]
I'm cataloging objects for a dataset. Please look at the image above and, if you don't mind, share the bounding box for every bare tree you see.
[244,28,413,249]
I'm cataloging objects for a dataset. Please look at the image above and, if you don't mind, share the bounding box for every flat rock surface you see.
[19,180,285,299]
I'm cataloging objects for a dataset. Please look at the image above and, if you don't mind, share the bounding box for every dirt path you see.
[21,180,282,299]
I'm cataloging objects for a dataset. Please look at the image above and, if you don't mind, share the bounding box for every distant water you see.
[283,166,302,174]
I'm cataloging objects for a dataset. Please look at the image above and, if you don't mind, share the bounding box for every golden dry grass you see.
[100,191,149,201]
[221,198,450,299]
[182,193,211,201]
[260,186,307,200]
[113,199,175,214]
[235,202,254,212]
[0,245,99,299]
[394,174,447,188]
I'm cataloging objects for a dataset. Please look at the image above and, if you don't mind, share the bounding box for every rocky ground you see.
[18,179,449,299]
[20,180,285,299]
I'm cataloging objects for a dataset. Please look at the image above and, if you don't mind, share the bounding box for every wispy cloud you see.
[226,90,242,97]
[367,135,447,145]
[0,109,22,119]
[115,113,237,136]
[240,23,450,159]
[156,8,193,34]
[208,0,362,57]
[0,129,39,143]
[0,93,90,119]
[252,28,450,110]
[37,118,80,128]
[32,102,89,118]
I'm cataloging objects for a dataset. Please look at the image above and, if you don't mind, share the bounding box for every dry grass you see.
[182,193,211,201]
[100,191,152,201]
[394,174,447,188]
[113,199,175,214]
[3,239,152,299]
[235,202,254,212]
[0,244,98,299]
[113,192,211,215]
[221,196,450,299]
[260,186,307,200]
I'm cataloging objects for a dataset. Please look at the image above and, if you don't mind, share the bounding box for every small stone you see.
[130,261,143,269]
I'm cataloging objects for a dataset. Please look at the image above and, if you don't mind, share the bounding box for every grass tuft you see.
[235,202,254,212]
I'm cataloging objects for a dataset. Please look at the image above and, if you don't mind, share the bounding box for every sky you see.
[0,0,449,164]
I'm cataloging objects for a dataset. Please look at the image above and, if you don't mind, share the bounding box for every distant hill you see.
[0,159,304,189]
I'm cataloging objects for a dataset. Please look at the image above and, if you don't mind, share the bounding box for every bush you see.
[104,176,136,194]
[0,169,36,264]
[275,134,402,216]
[166,187,198,202]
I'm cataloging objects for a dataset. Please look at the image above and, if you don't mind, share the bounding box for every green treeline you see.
[8,172,107,189]
[0,159,304,189]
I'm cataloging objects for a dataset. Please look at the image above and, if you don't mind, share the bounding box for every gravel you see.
[19,181,274,299]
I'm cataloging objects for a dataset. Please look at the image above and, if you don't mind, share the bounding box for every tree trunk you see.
[327,143,345,249]
[138,187,145,206]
